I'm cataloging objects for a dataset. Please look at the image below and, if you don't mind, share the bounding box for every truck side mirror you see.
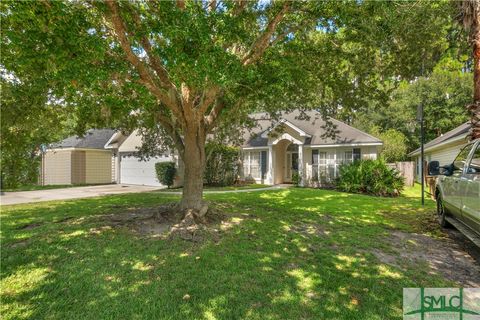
[428,161,440,175]
[439,164,453,176]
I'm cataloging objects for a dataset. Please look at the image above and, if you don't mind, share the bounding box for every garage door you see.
[120,154,172,186]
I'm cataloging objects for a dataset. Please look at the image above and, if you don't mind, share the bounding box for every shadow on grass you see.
[1,187,450,319]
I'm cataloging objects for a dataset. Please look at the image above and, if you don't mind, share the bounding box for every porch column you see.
[267,145,274,184]
[298,144,304,186]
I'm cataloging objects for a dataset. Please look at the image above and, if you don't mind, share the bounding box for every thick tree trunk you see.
[179,125,206,211]
[471,30,480,140]
[474,45,480,102]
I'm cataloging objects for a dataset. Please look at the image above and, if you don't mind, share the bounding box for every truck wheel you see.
[436,193,451,228]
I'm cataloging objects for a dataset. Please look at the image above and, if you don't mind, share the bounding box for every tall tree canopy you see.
[458,0,480,139]
[1,0,457,213]
[354,57,472,150]
[0,77,72,188]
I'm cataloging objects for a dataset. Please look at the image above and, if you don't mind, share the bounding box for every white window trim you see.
[243,150,264,180]
[311,148,363,181]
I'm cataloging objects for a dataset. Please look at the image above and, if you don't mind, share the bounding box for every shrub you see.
[155,162,176,188]
[292,171,301,187]
[204,143,240,186]
[336,159,404,197]
[244,175,256,184]
[370,127,408,162]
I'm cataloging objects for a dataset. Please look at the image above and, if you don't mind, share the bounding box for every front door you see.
[285,152,299,182]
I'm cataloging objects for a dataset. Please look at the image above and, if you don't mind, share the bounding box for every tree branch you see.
[197,85,221,116]
[156,112,185,153]
[242,2,291,66]
[177,0,186,10]
[232,0,247,16]
[125,5,176,92]
[270,22,311,47]
[104,0,182,117]
[204,97,243,132]
[208,0,217,12]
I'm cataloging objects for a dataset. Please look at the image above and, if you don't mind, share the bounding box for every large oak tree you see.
[1,0,454,213]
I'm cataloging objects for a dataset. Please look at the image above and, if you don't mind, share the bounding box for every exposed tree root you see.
[169,203,225,242]
[103,202,226,242]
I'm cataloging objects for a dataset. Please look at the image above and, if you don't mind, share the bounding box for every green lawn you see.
[2,183,114,192]
[1,186,455,319]
[161,183,270,192]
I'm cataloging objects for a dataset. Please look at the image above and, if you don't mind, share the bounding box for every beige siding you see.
[302,147,312,176]
[43,150,72,185]
[118,129,144,152]
[85,151,113,184]
[430,144,465,166]
[239,144,381,185]
[71,151,86,184]
[413,141,466,181]
[274,140,289,184]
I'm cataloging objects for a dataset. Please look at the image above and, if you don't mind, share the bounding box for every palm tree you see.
[459,0,480,140]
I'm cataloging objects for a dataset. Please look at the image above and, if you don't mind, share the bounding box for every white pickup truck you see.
[432,138,480,246]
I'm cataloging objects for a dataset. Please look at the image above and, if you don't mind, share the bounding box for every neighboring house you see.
[408,122,470,182]
[108,129,183,187]
[239,110,383,185]
[40,129,117,185]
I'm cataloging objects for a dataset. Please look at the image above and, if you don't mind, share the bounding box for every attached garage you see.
[117,130,183,187]
[120,154,171,186]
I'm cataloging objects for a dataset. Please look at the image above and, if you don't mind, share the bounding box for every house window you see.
[344,151,353,164]
[261,151,268,179]
[242,153,249,177]
[312,150,319,180]
[319,152,327,165]
[353,148,361,161]
[250,152,261,178]
[326,152,336,179]
[243,151,264,179]
[312,150,319,165]
[312,150,328,181]
[310,148,365,183]
[344,148,361,164]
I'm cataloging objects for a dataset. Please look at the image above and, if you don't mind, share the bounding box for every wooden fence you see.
[387,161,415,187]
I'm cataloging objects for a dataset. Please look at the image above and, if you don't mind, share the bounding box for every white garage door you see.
[120,154,173,186]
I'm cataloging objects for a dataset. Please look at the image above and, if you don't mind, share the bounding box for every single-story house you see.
[408,122,470,181]
[40,129,117,185]
[239,110,383,186]
[107,129,184,187]
[41,110,381,188]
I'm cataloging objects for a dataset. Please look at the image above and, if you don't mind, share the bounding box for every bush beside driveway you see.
[1,186,479,319]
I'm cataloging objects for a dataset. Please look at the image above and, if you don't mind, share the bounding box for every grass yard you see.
[1,186,477,319]
[2,183,114,192]
[160,183,270,192]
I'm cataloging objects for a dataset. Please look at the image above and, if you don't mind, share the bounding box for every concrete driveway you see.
[0,184,161,206]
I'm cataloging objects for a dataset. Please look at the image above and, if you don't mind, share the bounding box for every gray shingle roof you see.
[408,122,470,156]
[51,129,116,150]
[241,110,382,147]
